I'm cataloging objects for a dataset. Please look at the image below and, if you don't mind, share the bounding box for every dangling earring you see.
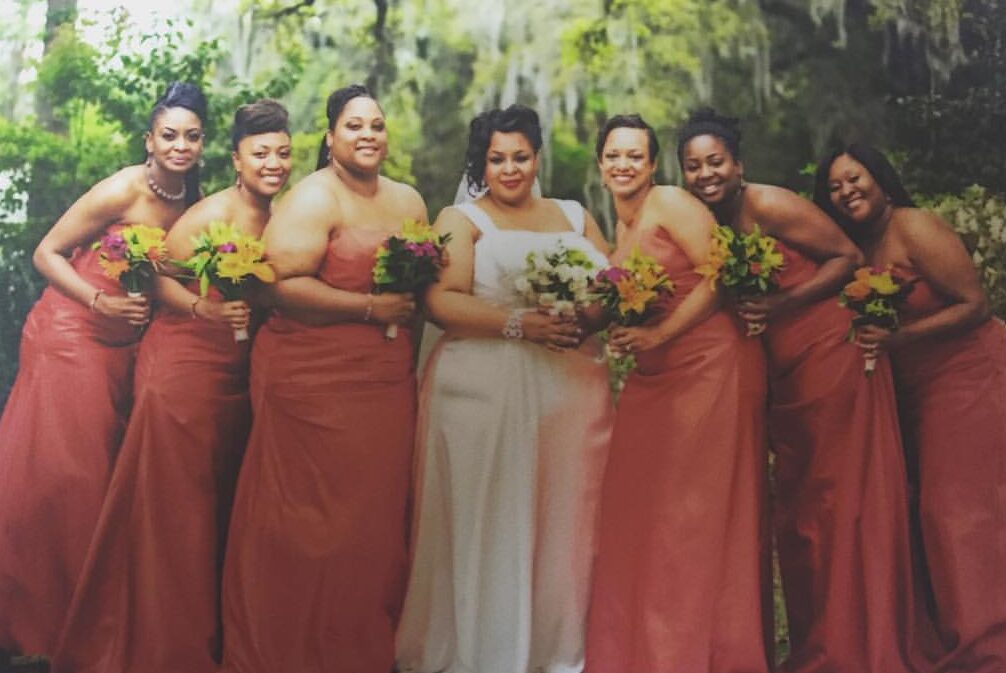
[235,174,242,190]
[198,157,205,168]
[145,154,152,168]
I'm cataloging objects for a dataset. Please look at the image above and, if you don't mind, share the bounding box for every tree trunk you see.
[36,0,77,133]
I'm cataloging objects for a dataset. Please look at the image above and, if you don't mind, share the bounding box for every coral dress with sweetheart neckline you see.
[53,282,253,673]
[766,242,926,673]
[584,224,772,673]
[891,272,1006,673]
[0,228,142,656]
[220,226,416,673]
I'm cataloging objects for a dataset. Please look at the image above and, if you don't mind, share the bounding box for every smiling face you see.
[484,131,538,205]
[680,134,743,206]
[598,127,656,199]
[826,153,890,226]
[233,131,292,198]
[326,96,387,174]
[145,106,204,175]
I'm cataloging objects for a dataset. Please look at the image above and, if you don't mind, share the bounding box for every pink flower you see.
[598,266,630,284]
[218,242,238,253]
[101,234,127,260]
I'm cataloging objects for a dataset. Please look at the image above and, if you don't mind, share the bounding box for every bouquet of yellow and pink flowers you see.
[595,246,674,327]
[515,243,597,317]
[372,219,452,339]
[697,224,785,336]
[92,224,167,295]
[177,221,276,341]
[839,265,915,375]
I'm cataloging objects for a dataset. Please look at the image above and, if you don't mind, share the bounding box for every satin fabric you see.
[395,201,613,673]
[220,227,416,673]
[0,237,140,656]
[768,242,923,673]
[52,297,252,673]
[584,226,772,673]
[892,275,1006,673]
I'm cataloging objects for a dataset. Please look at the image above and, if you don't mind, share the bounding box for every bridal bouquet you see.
[595,246,674,327]
[515,243,597,317]
[176,221,276,342]
[93,224,167,296]
[372,219,452,339]
[697,224,785,336]
[838,266,914,375]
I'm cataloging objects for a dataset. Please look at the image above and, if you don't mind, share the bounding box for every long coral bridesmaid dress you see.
[220,227,416,673]
[52,288,252,673]
[768,242,924,673]
[0,230,139,656]
[584,225,772,673]
[892,276,1006,673]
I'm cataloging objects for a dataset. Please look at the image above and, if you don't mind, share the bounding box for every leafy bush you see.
[0,220,44,405]
[922,185,1006,317]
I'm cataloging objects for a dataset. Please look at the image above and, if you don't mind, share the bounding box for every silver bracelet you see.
[502,309,525,340]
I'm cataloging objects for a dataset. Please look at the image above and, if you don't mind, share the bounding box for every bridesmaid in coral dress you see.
[219,85,426,673]
[0,82,206,660]
[584,115,772,673]
[52,100,292,673]
[680,110,927,673]
[816,144,1006,673]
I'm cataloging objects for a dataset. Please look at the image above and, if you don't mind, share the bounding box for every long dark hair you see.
[676,107,742,164]
[813,143,916,234]
[463,104,543,195]
[595,113,659,163]
[148,82,208,207]
[315,84,376,170]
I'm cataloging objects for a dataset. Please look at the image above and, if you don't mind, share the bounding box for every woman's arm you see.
[861,209,990,351]
[32,169,150,325]
[739,185,863,323]
[263,178,415,327]
[424,206,580,350]
[609,187,720,353]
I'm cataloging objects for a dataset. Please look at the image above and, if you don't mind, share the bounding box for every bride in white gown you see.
[395,105,614,673]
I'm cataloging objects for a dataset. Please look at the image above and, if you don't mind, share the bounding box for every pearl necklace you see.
[147,168,186,202]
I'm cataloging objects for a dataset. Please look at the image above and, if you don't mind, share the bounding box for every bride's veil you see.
[416,175,541,373]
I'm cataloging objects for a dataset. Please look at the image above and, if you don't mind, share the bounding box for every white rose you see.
[538,292,557,307]
[514,276,531,294]
[553,299,575,317]
[556,264,574,282]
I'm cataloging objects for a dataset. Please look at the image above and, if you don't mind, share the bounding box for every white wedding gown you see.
[396,199,614,673]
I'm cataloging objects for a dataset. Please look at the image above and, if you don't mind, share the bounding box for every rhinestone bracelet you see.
[502,309,525,340]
